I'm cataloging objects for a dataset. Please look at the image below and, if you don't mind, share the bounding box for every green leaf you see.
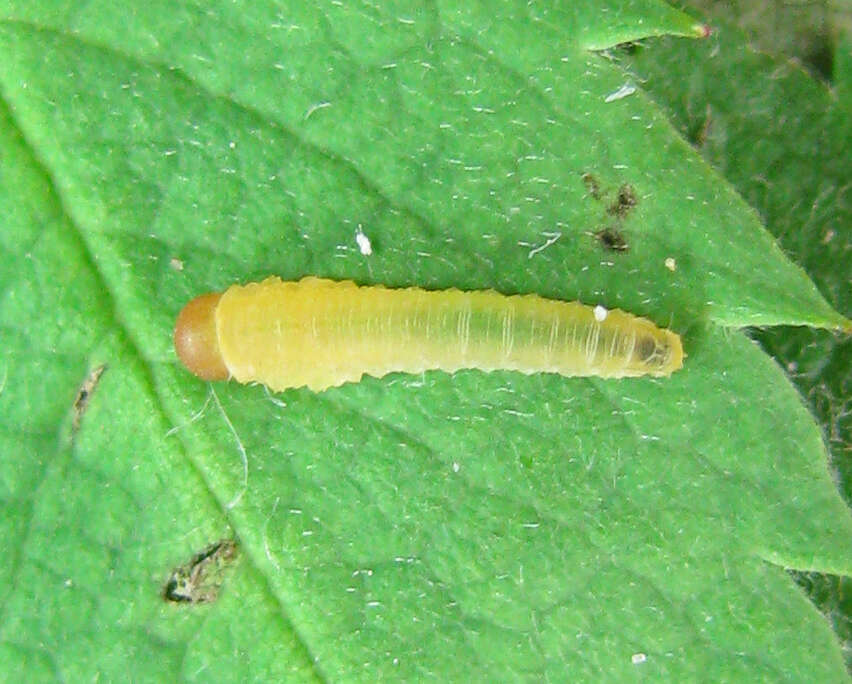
[618,3,852,673]
[1,2,850,680]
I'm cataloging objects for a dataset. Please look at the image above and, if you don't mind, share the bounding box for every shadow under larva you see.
[174,276,683,392]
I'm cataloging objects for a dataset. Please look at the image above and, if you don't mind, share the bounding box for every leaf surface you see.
[0,2,850,680]
[620,4,852,671]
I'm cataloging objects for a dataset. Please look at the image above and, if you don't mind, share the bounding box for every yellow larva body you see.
[174,276,683,392]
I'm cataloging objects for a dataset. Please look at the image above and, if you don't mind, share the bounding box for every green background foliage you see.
[620,0,852,670]
[0,1,849,680]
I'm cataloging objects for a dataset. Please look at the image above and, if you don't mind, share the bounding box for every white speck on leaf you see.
[632,653,647,665]
[605,83,637,103]
[305,101,331,120]
[355,227,373,255]
[526,232,561,258]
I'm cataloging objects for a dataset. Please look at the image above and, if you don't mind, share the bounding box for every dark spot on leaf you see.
[581,172,602,200]
[73,365,106,433]
[595,227,629,252]
[607,184,638,218]
[163,539,238,604]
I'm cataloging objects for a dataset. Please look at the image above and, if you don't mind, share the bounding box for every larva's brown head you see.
[174,293,229,381]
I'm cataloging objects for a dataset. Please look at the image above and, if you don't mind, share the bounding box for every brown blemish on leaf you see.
[607,184,638,218]
[583,174,639,251]
[163,539,238,604]
[581,172,602,200]
[594,227,629,253]
[72,365,106,433]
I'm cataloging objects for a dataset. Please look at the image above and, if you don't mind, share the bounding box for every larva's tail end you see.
[174,293,228,381]
[634,328,684,377]
[666,330,685,375]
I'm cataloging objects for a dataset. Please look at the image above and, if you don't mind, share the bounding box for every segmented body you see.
[209,277,682,392]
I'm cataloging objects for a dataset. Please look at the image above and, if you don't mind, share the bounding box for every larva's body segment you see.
[175,276,683,392]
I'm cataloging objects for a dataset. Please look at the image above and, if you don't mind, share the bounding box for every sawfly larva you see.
[174,276,683,392]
